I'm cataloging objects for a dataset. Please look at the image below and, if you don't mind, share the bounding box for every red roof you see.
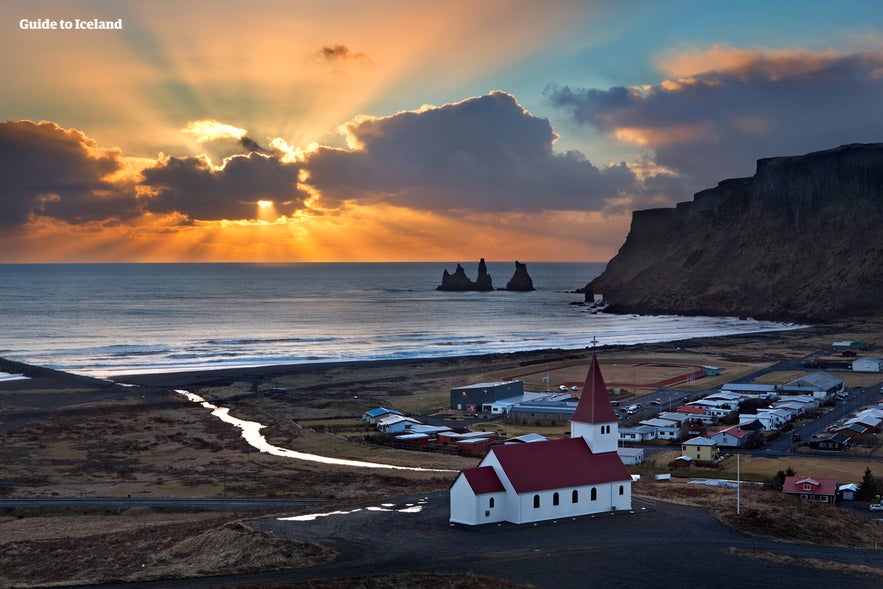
[677,405,707,414]
[460,466,505,494]
[571,355,617,424]
[782,475,837,496]
[714,425,750,439]
[487,437,630,493]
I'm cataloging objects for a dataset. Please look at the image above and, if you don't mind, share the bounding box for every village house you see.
[681,436,719,462]
[639,417,683,441]
[809,433,851,451]
[708,423,761,448]
[852,357,883,372]
[449,355,632,526]
[618,424,656,443]
[362,407,403,424]
[782,475,837,504]
[375,414,421,433]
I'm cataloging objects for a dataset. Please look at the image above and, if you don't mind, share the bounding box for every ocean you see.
[0,263,802,378]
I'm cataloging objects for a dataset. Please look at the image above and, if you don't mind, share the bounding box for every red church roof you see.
[459,466,505,495]
[488,437,630,493]
[571,354,618,424]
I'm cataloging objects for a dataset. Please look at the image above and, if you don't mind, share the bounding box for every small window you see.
[533,494,540,508]
[619,485,624,496]
[591,488,597,501]
[489,497,494,509]
[553,492,560,506]
[803,484,811,491]
[572,490,579,503]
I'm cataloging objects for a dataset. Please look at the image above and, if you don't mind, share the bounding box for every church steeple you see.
[570,354,618,453]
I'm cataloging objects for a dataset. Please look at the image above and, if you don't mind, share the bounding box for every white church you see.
[449,355,632,525]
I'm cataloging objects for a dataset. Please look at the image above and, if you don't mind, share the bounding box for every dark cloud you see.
[313,44,372,65]
[547,51,883,195]
[305,91,638,211]
[239,135,271,154]
[0,120,137,228]
[140,152,307,220]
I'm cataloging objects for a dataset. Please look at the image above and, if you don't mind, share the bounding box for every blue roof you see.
[364,407,402,418]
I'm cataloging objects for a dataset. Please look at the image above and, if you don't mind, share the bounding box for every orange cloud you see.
[654,43,847,80]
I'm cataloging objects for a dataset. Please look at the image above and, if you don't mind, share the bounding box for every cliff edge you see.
[585,143,883,322]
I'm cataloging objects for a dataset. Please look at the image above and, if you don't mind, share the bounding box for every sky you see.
[3,0,883,263]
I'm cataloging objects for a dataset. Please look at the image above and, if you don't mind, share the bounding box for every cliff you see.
[586,143,883,322]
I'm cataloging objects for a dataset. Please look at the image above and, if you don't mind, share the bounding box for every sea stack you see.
[505,261,535,291]
[437,258,494,291]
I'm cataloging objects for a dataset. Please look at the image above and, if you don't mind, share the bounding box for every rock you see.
[585,143,883,322]
[505,261,535,291]
[437,259,494,291]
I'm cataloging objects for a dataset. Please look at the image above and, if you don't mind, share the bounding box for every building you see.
[362,407,403,424]
[376,414,421,433]
[617,447,645,465]
[853,357,883,373]
[782,475,837,504]
[809,434,850,451]
[618,424,656,443]
[450,355,632,526]
[681,437,719,462]
[833,340,870,351]
[450,380,524,412]
[709,424,760,448]
[781,372,843,400]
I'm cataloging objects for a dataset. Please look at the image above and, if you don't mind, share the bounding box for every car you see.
[559,385,569,392]
[649,399,661,406]
[869,503,883,512]
[610,401,619,406]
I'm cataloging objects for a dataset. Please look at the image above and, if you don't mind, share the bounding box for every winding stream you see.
[176,390,456,473]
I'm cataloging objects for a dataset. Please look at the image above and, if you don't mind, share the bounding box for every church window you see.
[619,485,624,495]
[553,492,559,506]
[572,490,579,503]
[489,497,494,509]
[591,488,597,501]
[533,494,540,508]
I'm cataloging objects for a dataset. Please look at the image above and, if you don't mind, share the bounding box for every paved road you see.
[52,491,883,589]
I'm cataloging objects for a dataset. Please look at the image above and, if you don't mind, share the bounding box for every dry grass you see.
[726,547,883,579]
[0,516,335,588]
[634,479,883,549]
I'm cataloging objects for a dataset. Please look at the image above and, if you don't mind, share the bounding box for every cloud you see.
[305,91,638,211]
[139,152,308,220]
[312,44,372,66]
[547,47,883,194]
[0,120,138,228]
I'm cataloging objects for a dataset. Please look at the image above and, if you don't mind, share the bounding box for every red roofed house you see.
[782,475,837,504]
[449,355,632,525]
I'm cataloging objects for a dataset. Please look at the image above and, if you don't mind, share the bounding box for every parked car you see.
[649,399,661,406]
[869,503,883,512]
[610,401,619,406]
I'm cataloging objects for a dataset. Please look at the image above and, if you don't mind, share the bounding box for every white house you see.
[782,372,843,400]
[853,357,883,373]
[640,417,682,441]
[450,355,632,526]
[619,424,656,443]
[739,412,777,431]
[376,414,421,433]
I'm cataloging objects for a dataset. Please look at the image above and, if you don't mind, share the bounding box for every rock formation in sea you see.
[505,261,535,291]
[437,258,494,291]
[584,143,883,322]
